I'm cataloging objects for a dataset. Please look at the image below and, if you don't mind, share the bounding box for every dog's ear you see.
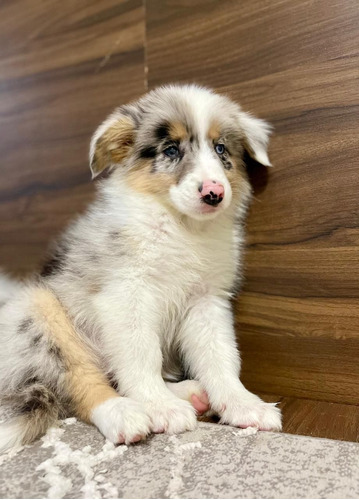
[89,105,140,178]
[238,111,272,167]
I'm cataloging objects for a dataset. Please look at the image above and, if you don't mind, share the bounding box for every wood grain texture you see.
[261,394,359,443]
[0,0,146,275]
[279,397,359,443]
[146,0,359,403]
[202,393,359,442]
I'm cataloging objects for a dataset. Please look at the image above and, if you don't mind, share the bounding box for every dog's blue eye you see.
[215,144,225,155]
[163,145,180,159]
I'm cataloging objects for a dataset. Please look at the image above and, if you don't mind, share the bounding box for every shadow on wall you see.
[244,151,269,196]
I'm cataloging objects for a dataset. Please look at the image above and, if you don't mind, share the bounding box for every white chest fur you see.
[56,186,244,369]
[119,203,241,301]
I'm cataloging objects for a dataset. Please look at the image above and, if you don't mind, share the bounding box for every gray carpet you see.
[0,418,358,499]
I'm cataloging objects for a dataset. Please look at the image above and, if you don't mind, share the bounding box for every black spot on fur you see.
[17,371,39,390]
[221,155,233,170]
[19,384,56,414]
[23,376,40,387]
[139,146,157,159]
[108,372,119,391]
[48,343,66,368]
[48,344,62,359]
[40,243,68,278]
[1,381,63,446]
[31,335,42,347]
[18,318,34,334]
[155,122,170,141]
[40,255,62,277]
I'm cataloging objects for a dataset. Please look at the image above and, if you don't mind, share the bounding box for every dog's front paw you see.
[91,397,151,445]
[145,397,197,434]
[217,393,282,432]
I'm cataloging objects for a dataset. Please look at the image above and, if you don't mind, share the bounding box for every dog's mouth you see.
[200,198,221,210]
[200,195,223,208]
[196,199,223,216]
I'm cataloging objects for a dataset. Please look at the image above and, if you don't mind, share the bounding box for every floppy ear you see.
[238,111,272,167]
[89,106,139,178]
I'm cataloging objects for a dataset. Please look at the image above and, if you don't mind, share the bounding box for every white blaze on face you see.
[169,140,233,221]
[168,91,234,220]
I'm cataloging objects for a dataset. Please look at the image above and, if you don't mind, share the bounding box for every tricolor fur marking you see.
[0,84,281,452]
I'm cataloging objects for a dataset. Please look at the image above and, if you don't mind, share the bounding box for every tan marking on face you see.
[92,116,135,176]
[127,160,175,196]
[208,120,221,141]
[32,288,119,423]
[169,121,188,142]
[225,157,251,199]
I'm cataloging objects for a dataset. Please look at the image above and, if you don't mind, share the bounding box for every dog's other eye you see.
[215,143,226,155]
[163,145,180,159]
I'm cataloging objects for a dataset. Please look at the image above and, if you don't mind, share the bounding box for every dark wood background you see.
[1,0,359,422]
[0,0,145,274]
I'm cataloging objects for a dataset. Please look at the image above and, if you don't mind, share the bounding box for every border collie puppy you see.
[0,84,281,452]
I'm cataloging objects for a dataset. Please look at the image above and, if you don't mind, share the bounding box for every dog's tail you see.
[0,382,60,454]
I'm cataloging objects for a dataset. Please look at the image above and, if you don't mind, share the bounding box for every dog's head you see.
[90,85,271,220]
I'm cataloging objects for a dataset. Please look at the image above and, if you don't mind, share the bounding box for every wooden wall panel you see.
[0,0,145,275]
[147,0,359,403]
[2,0,359,406]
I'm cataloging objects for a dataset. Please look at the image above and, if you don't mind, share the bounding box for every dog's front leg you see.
[179,295,282,431]
[98,290,197,435]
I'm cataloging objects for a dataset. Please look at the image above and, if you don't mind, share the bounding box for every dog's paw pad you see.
[166,380,211,415]
[190,392,210,415]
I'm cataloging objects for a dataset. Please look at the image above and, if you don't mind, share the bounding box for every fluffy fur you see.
[0,84,281,453]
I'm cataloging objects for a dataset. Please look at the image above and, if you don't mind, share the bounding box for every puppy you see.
[0,84,281,453]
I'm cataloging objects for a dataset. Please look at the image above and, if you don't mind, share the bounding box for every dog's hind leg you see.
[31,287,151,445]
[0,286,150,453]
[165,380,211,416]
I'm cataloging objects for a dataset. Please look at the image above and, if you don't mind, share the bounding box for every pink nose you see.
[199,180,224,206]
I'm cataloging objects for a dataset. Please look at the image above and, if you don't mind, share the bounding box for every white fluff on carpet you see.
[1,418,359,499]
